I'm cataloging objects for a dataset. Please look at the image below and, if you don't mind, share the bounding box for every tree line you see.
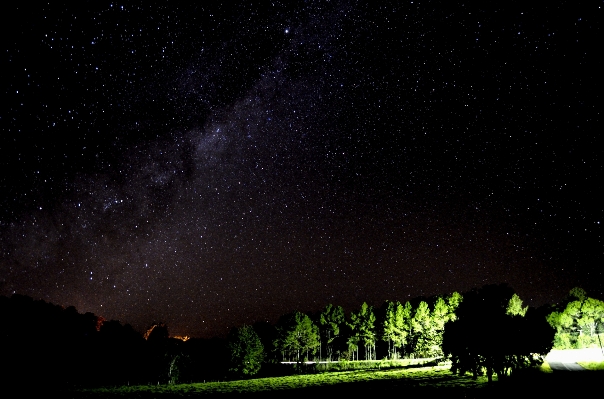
[226,285,602,381]
[0,294,230,388]
[0,291,463,386]
[1,285,601,388]
[267,291,462,366]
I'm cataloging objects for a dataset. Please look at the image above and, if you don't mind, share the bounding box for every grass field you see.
[73,366,490,397]
[64,353,604,398]
[539,361,553,373]
[577,361,604,370]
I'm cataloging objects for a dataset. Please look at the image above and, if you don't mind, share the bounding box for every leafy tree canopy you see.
[228,325,264,377]
[506,293,528,317]
[547,287,604,349]
[274,311,320,362]
[318,304,345,361]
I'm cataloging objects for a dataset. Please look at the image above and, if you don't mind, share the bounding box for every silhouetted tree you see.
[96,320,146,385]
[443,284,553,383]
[179,337,228,382]
[143,322,186,384]
[252,321,278,364]
[145,322,170,342]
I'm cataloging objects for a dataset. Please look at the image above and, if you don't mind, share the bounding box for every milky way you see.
[1,1,601,338]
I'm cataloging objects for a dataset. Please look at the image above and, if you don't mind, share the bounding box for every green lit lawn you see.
[79,366,490,397]
[69,360,604,398]
[539,361,553,373]
[577,361,604,370]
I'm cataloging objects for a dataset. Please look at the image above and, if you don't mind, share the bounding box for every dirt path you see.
[545,348,603,371]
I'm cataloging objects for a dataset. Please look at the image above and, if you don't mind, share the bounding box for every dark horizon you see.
[1,1,601,339]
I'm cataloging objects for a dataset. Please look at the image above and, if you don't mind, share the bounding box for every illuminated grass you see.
[311,357,438,371]
[80,366,490,396]
[539,361,553,373]
[577,361,604,371]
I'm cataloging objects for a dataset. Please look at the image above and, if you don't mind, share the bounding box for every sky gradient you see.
[1,1,601,338]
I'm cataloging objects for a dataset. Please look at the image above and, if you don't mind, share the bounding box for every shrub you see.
[553,333,572,349]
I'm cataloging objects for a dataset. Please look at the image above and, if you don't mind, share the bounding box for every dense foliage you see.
[227,325,264,376]
[274,311,320,362]
[443,284,554,382]
[546,287,604,349]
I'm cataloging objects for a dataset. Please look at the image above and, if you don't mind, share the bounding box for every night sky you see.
[1,1,602,339]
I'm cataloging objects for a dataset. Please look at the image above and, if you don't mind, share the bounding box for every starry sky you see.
[1,1,602,338]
